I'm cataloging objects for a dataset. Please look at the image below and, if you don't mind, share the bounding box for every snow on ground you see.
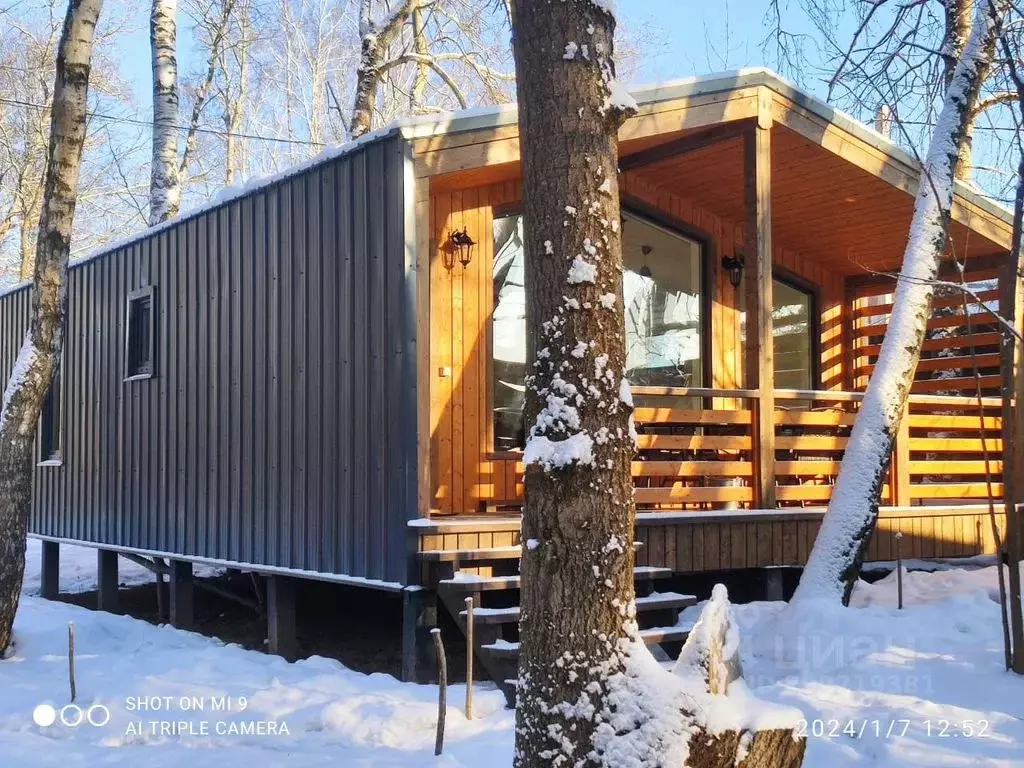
[22,538,224,595]
[2,543,1023,766]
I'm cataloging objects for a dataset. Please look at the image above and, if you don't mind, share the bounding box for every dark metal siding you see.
[3,134,416,584]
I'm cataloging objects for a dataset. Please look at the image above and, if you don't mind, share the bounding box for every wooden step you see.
[417,545,522,563]
[460,592,697,625]
[439,566,673,593]
[481,625,691,659]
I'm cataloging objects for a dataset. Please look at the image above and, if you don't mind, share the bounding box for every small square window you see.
[39,366,61,463]
[125,286,155,380]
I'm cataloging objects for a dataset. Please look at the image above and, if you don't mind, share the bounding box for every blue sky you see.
[114,0,826,115]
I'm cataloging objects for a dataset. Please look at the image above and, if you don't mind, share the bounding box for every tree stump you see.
[687,727,806,768]
[674,585,806,768]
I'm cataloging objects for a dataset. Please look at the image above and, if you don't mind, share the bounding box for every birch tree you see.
[792,0,1006,605]
[0,0,103,653]
[149,0,181,224]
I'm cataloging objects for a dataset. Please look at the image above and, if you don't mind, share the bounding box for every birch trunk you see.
[793,0,1003,605]
[509,2,638,765]
[0,0,103,653]
[149,0,180,225]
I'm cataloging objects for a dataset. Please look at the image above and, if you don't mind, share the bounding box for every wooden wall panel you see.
[430,172,849,513]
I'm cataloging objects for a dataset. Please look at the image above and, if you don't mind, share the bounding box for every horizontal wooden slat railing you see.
[482,386,1005,513]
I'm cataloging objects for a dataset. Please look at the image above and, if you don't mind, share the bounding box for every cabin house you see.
[5,69,1015,689]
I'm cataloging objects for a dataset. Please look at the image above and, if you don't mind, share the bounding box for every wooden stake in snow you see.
[68,621,76,703]
[464,596,473,721]
[432,628,446,756]
[792,0,1005,606]
[895,532,904,610]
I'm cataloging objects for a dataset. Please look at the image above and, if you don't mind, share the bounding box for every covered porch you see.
[415,71,1013,569]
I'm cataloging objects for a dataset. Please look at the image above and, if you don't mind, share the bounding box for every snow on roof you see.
[1,68,1010,300]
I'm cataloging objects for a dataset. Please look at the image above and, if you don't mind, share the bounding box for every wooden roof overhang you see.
[407,69,1012,277]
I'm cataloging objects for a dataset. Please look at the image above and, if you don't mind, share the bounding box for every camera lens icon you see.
[33,703,110,728]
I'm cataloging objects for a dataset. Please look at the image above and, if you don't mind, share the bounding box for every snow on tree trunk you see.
[673,586,806,768]
[792,0,1004,606]
[0,0,103,654]
[350,0,415,139]
[149,0,180,225]
[509,1,639,765]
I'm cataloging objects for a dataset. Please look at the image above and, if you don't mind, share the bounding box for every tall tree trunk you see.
[998,31,1024,674]
[350,0,415,139]
[945,0,977,181]
[509,2,638,766]
[0,0,103,654]
[410,4,428,111]
[792,0,1003,606]
[149,0,181,225]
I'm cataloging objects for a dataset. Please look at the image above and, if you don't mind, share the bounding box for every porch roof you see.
[407,68,1012,276]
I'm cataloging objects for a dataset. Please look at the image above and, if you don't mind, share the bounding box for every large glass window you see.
[739,276,817,390]
[771,278,814,391]
[491,212,704,450]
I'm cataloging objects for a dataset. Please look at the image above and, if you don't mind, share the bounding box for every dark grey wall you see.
[1,133,417,585]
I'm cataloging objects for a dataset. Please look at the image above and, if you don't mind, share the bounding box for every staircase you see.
[419,542,697,707]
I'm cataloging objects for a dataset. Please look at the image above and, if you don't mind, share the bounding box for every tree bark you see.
[998,30,1024,674]
[945,0,977,181]
[792,0,1004,606]
[0,0,103,654]
[509,2,638,766]
[350,0,415,139]
[149,0,181,225]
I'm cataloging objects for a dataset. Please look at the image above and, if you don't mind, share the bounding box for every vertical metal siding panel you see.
[196,214,211,557]
[320,162,338,574]
[305,168,323,572]
[292,178,308,570]
[239,195,255,564]
[252,193,268,565]
[186,217,200,555]
[351,150,369,578]
[279,180,294,568]
[267,185,282,567]
[117,245,129,547]
[217,205,231,561]
[337,158,354,575]
[389,137,415,583]
[175,221,189,554]
[368,143,388,580]
[158,230,171,553]
[228,201,243,563]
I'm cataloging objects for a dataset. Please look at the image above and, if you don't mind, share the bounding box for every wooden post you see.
[895,531,904,610]
[401,587,437,683]
[96,549,119,613]
[464,596,474,720]
[40,540,59,600]
[842,278,858,392]
[433,628,447,756]
[67,621,76,702]
[892,403,911,506]
[744,101,776,509]
[169,560,194,630]
[266,575,298,661]
[1000,254,1024,671]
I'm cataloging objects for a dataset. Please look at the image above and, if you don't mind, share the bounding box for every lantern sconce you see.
[444,228,476,270]
[721,252,744,289]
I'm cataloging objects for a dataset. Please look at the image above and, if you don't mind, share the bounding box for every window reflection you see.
[491,212,704,450]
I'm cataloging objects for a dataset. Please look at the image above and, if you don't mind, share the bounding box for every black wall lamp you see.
[721,252,744,288]
[444,228,476,270]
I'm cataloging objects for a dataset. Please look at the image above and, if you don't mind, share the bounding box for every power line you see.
[0,95,326,147]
